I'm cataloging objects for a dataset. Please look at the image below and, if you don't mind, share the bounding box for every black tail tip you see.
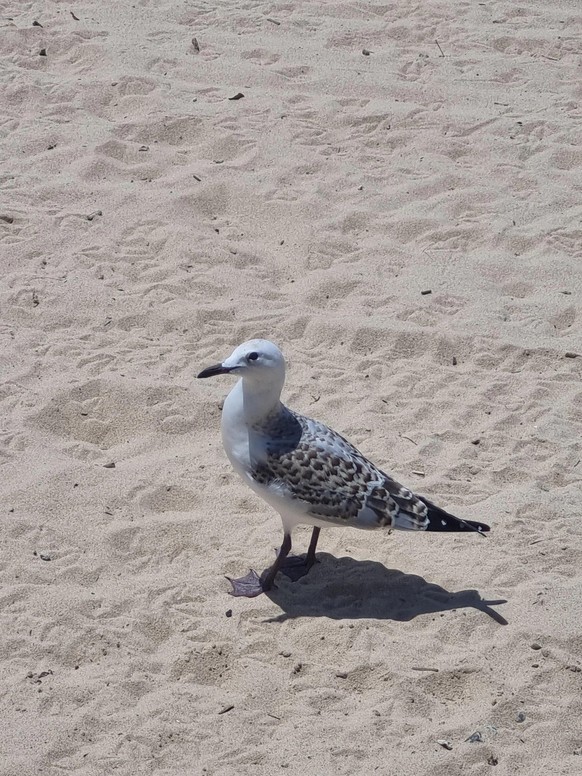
[420,497,490,535]
[429,516,490,535]
[466,519,490,535]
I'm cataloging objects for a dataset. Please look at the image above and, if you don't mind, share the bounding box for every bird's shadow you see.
[263,552,508,625]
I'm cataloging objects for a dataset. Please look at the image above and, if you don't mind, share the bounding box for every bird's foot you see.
[226,569,266,598]
[279,554,318,582]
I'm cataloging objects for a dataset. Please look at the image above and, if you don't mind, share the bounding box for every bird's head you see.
[197,339,286,385]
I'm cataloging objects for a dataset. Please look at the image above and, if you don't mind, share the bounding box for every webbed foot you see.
[226,570,265,597]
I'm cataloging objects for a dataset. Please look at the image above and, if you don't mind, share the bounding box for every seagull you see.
[198,339,490,597]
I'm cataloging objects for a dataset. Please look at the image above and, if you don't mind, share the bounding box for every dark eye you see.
[247,351,259,362]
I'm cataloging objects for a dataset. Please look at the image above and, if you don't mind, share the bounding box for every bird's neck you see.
[240,376,284,426]
[220,377,285,480]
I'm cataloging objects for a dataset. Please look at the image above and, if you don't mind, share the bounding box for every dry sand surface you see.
[2,0,582,774]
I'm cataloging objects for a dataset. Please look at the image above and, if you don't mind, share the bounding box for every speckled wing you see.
[251,409,429,531]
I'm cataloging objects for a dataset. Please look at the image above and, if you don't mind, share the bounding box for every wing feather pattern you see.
[251,409,429,531]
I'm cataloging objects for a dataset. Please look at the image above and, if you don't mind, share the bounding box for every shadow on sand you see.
[263,552,507,625]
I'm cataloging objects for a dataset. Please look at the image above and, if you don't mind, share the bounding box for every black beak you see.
[197,363,232,379]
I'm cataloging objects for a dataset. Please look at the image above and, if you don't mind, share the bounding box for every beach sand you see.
[1,1,581,774]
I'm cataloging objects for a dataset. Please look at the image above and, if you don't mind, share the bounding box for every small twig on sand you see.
[435,40,445,57]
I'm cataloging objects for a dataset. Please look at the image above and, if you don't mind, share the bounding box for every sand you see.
[1,0,582,774]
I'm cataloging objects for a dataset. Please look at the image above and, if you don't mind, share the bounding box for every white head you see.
[197,339,286,388]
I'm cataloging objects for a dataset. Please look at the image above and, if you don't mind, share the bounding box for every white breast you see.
[221,380,253,478]
[219,379,313,529]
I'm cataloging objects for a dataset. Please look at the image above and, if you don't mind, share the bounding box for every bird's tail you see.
[420,497,490,536]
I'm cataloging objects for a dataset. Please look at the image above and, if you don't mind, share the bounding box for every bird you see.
[197,339,490,597]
